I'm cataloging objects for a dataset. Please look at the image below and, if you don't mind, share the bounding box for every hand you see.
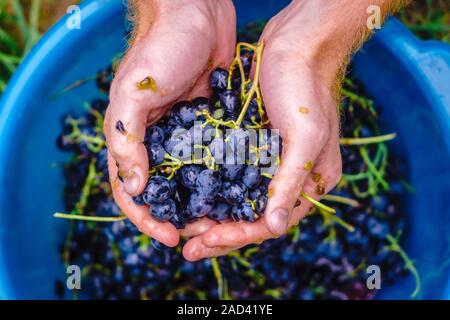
[104,0,236,247]
[181,0,397,261]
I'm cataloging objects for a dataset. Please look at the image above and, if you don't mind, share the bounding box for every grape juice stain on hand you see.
[298,106,310,114]
[137,76,158,92]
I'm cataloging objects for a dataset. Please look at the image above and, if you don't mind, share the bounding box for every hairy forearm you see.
[268,0,411,94]
[290,0,410,56]
[128,0,215,42]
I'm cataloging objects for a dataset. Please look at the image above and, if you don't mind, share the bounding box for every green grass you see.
[0,0,41,94]
[398,0,450,42]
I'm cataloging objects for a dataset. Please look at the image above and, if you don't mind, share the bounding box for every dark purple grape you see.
[208,202,231,221]
[196,169,222,198]
[132,194,146,206]
[249,188,267,214]
[148,143,165,166]
[150,199,176,221]
[142,176,171,204]
[220,181,248,205]
[231,202,256,222]
[145,126,165,145]
[210,68,228,92]
[192,97,211,115]
[188,193,215,218]
[170,211,189,229]
[244,99,261,123]
[180,165,202,190]
[220,164,244,180]
[219,90,240,118]
[242,165,262,189]
[171,101,198,128]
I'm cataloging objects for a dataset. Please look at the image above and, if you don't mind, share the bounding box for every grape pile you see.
[54,25,420,300]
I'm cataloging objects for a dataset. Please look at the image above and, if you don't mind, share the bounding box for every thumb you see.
[104,106,150,196]
[264,128,325,236]
[104,12,217,195]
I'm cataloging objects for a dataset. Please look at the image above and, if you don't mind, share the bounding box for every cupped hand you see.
[182,1,345,261]
[104,0,236,247]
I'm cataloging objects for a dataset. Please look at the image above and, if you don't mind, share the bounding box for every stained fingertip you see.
[122,165,148,196]
[265,208,290,236]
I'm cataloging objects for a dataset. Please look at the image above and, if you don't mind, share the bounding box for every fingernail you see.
[268,208,290,236]
[123,170,140,195]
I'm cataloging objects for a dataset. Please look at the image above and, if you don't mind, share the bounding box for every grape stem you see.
[385,234,421,299]
[211,257,231,300]
[300,192,336,214]
[54,212,127,222]
[322,194,360,207]
[340,133,397,145]
[235,42,265,127]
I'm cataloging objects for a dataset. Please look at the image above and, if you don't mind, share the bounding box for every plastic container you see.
[0,0,449,299]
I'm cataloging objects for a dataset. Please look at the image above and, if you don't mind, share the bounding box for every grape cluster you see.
[130,44,278,228]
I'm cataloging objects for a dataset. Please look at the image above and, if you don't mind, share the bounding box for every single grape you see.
[142,175,171,204]
[220,164,244,181]
[208,202,232,221]
[150,198,176,221]
[220,181,248,205]
[132,194,146,206]
[231,202,256,222]
[188,193,215,218]
[196,169,222,198]
[242,165,262,189]
[219,89,240,119]
[148,143,165,166]
[171,101,198,128]
[180,165,203,190]
[145,126,165,145]
[210,68,229,92]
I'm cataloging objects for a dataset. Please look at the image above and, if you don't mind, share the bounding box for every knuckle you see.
[328,158,343,188]
[235,228,248,245]
[292,122,328,147]
[302,183,317,197]
[108,140,128,161]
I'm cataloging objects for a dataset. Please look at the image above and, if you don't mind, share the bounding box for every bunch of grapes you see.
[129,43,281,227]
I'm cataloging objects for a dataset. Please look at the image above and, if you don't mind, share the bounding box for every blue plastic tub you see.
[0,0,449,299]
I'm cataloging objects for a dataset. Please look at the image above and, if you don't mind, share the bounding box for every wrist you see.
[130,0,218,41]
[264,0,401,91]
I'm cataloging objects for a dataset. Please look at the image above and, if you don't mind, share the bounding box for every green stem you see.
[54,213,127,222]
[340,133,397,145]
[322,194,360,207]
[360,147,389,191]
[300,192,336,214]
[235,42,264,127]
[385,234,421,299]
[211,258,230,300]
